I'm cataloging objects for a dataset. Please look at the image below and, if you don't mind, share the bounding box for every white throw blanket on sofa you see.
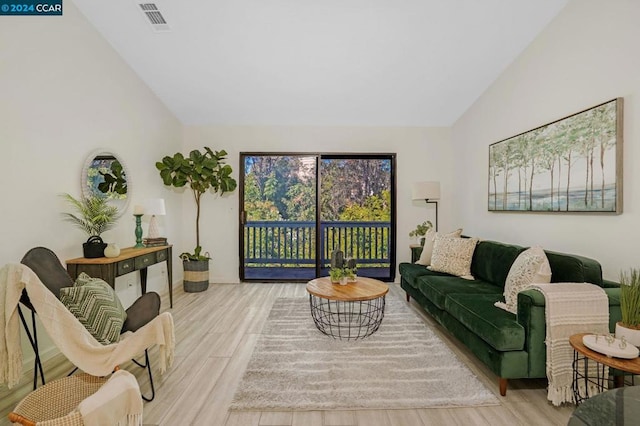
[0,263,175,388]
[530,283,609,406]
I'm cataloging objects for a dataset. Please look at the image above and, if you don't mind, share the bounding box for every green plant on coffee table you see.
[329,267,344,283]
[620,268,640,328]
[409,220,433,238]
[344,267,357,281]
[329,249,358,283]
[329,266,357,283]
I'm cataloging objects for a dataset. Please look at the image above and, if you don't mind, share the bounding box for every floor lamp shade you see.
[145,199,166,239]
[411,182,440,201]
[411,182,440,232]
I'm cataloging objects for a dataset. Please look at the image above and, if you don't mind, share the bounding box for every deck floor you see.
[243,266,392,280]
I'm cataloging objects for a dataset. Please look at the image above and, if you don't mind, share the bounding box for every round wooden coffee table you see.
[306,276,389,340]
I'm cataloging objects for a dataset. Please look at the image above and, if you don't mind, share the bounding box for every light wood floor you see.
[1,283,576,425]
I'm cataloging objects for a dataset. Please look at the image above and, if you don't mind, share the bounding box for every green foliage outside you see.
[340,190,391,221]
[245,157,390,221]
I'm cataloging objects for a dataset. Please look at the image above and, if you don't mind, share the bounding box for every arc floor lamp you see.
[411,181,441,231]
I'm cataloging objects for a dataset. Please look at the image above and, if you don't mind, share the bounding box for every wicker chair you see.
[9,374,107,425]
[8,370,142,426]
[18,247,161,401]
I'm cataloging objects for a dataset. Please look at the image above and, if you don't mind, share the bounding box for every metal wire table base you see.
[308,294,386,340]
[572,351,637,405]
[572,351,609,405]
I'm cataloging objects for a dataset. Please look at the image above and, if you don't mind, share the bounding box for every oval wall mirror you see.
[81,148,131,217]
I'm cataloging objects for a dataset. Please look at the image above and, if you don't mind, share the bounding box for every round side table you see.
[569,333,640,405]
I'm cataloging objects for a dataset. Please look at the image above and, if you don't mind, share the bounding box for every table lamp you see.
[145,198,166,239]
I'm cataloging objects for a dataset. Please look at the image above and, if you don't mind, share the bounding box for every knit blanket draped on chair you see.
[531,283,609,406]
[0,263,175,388]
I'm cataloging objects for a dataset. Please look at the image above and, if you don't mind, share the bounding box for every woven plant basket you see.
[183,259,209,292]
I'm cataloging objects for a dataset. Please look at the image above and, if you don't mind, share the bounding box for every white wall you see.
[451,0,640,280]
[182,125,454,283]
[0,3,183,363]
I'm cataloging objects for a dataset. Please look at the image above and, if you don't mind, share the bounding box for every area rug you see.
[230,296,499,410]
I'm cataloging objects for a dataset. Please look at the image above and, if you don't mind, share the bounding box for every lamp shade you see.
[411,182,440,201]
[145,198,166,216]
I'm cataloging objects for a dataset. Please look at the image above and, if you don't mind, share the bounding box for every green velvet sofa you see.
[399,239,621,396]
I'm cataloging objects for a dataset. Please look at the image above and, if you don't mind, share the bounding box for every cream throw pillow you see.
[415,228,463,266]
[428,235,479,279]
[494,246,552,314]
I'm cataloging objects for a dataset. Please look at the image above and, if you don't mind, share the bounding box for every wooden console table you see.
[66,245,173,308]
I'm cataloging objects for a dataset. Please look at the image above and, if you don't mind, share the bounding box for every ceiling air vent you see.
[136,2,170,32]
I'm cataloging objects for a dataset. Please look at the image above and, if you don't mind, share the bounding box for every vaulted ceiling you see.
[72,0,568,126]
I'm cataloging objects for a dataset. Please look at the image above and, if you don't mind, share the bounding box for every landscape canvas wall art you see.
[488,98,623,213]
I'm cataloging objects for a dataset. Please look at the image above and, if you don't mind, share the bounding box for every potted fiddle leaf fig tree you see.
[615,268,640,347]
[156,147,237,292]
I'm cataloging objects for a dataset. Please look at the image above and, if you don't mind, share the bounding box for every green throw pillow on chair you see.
[59,273,127,345]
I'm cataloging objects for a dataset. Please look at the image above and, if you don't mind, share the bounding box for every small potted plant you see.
[344,267,357,283]
[409,220,433,246]
[329,250,358,285]
[61,193,119,258]
[615,268,640,347]
[330,267,345,285]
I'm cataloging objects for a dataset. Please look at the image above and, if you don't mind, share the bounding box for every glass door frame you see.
[318,153,397,281]
[239,152,396,282]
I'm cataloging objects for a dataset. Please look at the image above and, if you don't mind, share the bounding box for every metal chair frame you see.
[18,299,157,401]
[18,247,158,401]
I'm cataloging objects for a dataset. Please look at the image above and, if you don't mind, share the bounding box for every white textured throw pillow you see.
[415,228,463,266]
[494,246,552,314]
[428,235,479,279]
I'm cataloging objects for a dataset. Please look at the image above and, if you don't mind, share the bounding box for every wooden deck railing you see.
[243,221,391,268]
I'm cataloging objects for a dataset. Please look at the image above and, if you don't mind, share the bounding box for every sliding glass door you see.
[240,154,317,280]
[319,156,394,279]
[239,153,395,281]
